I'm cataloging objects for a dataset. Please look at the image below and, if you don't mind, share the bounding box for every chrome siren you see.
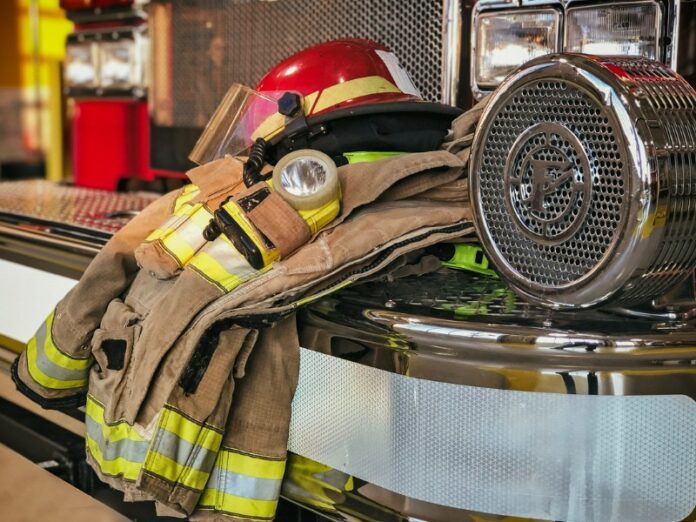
[470,54,696,309]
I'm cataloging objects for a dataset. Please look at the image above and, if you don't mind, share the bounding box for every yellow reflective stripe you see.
[84,396,147,482]
[145,450,211,490]
[220,450,286,481]
[158,206,212,262]
[146,186,201,241]
[85,396,145,444]
[26,336,88,390]
[175,185,200,212]
[252,76,397,139]
[86,434,143,481]
[188,235,262,292]
[199,489,278,519]
[313,75,400,113]
[42,310,91,370]
[158,407,222,451]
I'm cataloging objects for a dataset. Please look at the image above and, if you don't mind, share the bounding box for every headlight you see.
[272,150,340,211]
[565,2,662,60]
[474,10,560,89]
[64,42,97,88]
[99,39,136,89]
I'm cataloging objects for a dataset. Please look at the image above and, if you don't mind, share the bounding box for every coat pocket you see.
[90,299,142,422]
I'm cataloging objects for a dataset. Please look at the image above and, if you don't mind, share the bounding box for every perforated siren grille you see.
[479,79,627,288]
[166,0,444,127]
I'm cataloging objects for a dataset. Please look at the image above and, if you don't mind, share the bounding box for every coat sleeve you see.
[12,188,183,409]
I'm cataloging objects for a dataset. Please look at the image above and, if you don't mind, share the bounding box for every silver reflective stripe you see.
[204,237,257,279]
[85,414,149,463]
[173,219,208,251]
[289,349,696,522]
[156,428,218,472]
[206,466,282,501]
[32,320,89,381]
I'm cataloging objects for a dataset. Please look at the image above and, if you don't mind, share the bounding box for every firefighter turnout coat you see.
[12,106,482,520]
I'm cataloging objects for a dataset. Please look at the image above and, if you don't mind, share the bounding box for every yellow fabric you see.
[41,310,92,370]
[145,450,212,491]
[199,489,278,519]
[85,397,146,444]
[84,395,145,481]
[158,406,223,451]
[220,449,286,481]
[86,436,143,482]
[26,341,88,389]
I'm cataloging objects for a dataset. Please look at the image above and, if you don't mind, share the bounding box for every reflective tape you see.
[187,235,261,292]
[25,310,91,390]
[143,405,223,491]
[156,206,212,267]
[198,448,285,520]
[252,76,400,140]
[146,185,201,242]
[84,395,147,481]
[289,348,696,522]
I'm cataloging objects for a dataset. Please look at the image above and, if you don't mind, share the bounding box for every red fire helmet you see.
[256,38,422,116]
[190,39,461,166]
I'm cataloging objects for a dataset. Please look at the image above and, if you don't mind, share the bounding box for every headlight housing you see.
[63,27,148,97]
[565,1,662,60]
[473,9,561,89]
[64,42,98,89]
[272,149,340,211]
[99,39,137,90]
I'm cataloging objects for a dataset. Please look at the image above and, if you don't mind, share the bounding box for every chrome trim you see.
[470,54,696,309]
[298,269,696,397]
[441,0,463,105]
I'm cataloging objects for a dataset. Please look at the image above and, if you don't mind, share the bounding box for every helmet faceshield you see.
[189,83,300,165]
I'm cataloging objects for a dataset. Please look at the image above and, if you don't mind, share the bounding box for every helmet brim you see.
[269,101,463,162]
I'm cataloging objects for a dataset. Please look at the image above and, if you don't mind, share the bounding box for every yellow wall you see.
[0,0,72,180]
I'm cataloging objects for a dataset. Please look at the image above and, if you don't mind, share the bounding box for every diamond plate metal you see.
[0,180,159,235]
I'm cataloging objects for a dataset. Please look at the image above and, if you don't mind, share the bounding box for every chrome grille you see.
[471,54,696,309]
[608,58,696,303]
[479,79,626,287]
[162,0,445,127]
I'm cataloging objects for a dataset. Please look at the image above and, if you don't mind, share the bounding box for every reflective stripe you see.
[84,395,147,481]
[188,235,261,292]
[158,206,211,264]
[251,75,399,140]
[206,467,281,501]
[145,450,213,490]
[198,448,285,519]
[25,310,90,390]
[312,75,400,113]
[146,185,202,242]
[143,405,223,491]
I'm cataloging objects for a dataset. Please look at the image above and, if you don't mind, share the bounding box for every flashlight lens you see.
[280,157,329,197]
[272,149,340,211]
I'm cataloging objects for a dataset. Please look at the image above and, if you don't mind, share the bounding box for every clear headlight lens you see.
[272,150,340,211]
[565,2,661,59]
[99,39,136,89]
[475,10,560,88]
[64,42,97,88]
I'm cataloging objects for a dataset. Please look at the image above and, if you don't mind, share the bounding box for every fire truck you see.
[0,1,695,521]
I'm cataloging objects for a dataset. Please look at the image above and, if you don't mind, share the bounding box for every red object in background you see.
[60,0,132,10]
[72,101,153,190]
